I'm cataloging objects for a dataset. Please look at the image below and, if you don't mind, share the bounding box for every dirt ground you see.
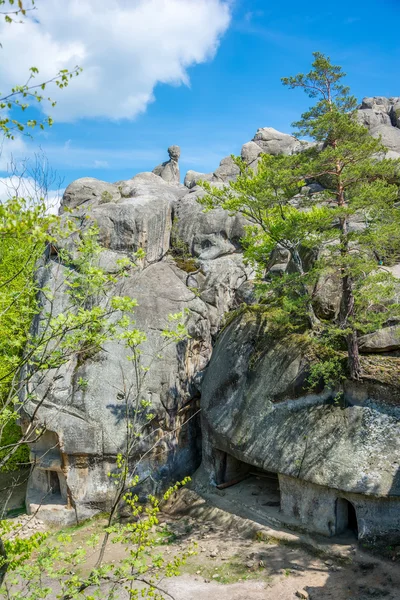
[9,505,396,600]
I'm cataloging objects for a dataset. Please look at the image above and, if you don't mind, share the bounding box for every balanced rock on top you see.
[152,144,181,183]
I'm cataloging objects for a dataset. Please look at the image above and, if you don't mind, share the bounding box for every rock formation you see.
[152,145,181,183]
[24,98,400,542]
[198,311,400,542]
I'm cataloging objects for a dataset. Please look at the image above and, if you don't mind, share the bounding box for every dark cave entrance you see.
[335,498,358,538]
[347,501,358,536]
[49,471,61,495]
[214,450,281,511]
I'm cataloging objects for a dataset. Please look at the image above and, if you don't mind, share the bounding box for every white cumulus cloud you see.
[0,0,231,122]
[0,175,63,213]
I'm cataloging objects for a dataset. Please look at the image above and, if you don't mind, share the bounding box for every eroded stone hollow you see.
[207,451,361,539]
[198,312,400,544]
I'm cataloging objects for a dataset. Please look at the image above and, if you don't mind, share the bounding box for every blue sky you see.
[1,0,399,191]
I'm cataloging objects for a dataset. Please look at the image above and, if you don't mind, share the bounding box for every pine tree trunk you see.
[336,163,362,381]
[340,272,362,380]
[290,247,320,330]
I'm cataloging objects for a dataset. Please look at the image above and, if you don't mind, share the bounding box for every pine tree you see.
[199,53,400,382]
[283,52,400,379]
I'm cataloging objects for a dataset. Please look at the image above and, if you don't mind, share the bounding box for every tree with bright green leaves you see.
[199,52,400,383]
[0,0,82,470]
[0,4,195,596]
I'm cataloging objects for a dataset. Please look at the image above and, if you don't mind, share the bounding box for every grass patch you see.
[169,218,200,274]
[181,554,272,584]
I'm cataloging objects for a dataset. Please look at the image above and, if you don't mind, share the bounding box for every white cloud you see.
[0,0,231,122]
[0,136,30,171]
[0,175,63,213]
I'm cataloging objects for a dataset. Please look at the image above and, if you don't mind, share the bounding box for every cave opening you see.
[215,451,281,513]
[335,498,359,538]
[49,471,61,495]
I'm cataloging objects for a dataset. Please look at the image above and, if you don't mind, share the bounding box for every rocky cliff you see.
[24,98,400,532]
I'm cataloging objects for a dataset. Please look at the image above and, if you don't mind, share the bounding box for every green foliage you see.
[169,218,199,273]
[1,0,34,23]
[0,478,194,599]
[0,420,28,473]
[0,198,192,595]
[0,197,54,470]
[199,52,400,384]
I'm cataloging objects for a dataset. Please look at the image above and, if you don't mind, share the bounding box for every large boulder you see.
[252,127,308,156]
[200,312,400,499]
[184,170,214,189]
[390,100,400,128]
[25,253,212,523]
[241,141,262,165]
[371,124,400,153]
[356,108,392,130]
[358,96,400,154]
[199,311,400,543]
[197,254,254,334]
[359,325,400,353]
[60,177,122,212]
[213,156,241,182]
[24,170,253,524]
[60,173,186,265]
[173,187,246,260]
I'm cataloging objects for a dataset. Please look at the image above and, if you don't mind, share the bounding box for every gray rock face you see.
[241,141,262,165]
[60,177,122,212]
[358,96,400,154]
[213,156,240,182]
[201,314,400,497]
[153,145,181,183]
[25,171,252,523]
[184,170,214,189]
[391,100,400,128]
[200,313,400,538]
[25,256,212,523]
[252,127,308,156]
[359,325,400,353]
[356,108,392,130]
[173,187,247,261]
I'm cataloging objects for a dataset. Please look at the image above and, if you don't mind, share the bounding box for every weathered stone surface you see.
[61,173,186,265]
[312,271,341,320]
[26,114,400,534]
[252,127,307,156]
[201,313,400,499]
[197,254,254,334]
[153,145,181,183]
[241,141,262,165]
[25,170,253,523]
[60,177,122,212]
[184,170,214,189]
[25,255,212,521]
[359,325,400,353]
[390,100,400,128]
[371,124,400,153]
[356,108,392,129]
[361,96,395,113]
[358,96,400,153]
[213,156,240,182]
[173,188,246,260]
